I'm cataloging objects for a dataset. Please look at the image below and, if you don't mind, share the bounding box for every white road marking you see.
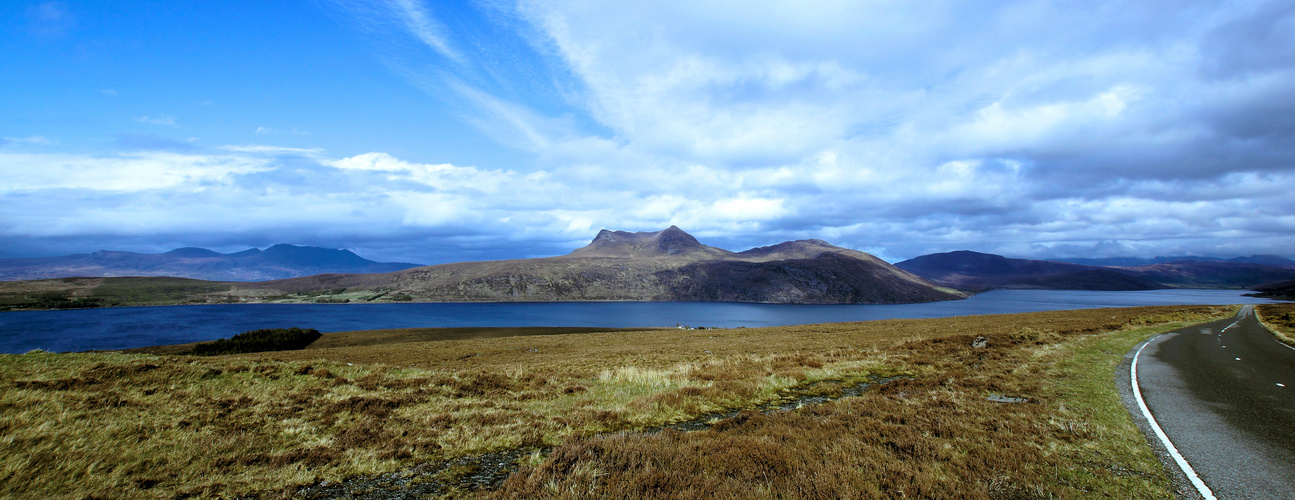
[1132,336,1218,500]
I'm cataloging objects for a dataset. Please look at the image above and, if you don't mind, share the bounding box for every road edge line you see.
[1131,336,1217,500]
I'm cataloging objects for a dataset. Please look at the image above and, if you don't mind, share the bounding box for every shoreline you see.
[119,326,674,355]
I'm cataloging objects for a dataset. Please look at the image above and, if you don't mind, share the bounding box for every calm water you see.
[0,289,1281,354]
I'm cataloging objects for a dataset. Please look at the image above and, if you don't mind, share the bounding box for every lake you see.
[0,289,1282,354]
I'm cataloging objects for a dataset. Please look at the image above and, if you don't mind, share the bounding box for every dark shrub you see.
[189,327,322,356]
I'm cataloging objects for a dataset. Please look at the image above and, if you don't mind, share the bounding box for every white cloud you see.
[709,197,787,221]
[0,152,270,192]
[2,144,1291,261]
[254,127,310,136]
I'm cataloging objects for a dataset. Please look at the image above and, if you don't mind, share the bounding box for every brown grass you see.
[1257,303,1295,347]
[0,305,1229,498]
[490,307,1230,499]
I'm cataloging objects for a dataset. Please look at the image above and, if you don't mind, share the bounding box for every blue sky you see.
[2,0,1293,265]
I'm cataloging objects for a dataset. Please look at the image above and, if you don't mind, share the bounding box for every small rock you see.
[971,336,988,348]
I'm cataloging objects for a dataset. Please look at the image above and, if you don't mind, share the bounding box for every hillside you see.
[1124,260,1295,288]
[894,250,1163,291]
[1249,279,1295,301]
[0,244,421,282]
[245,227,965,304]
[897,250,1295,291]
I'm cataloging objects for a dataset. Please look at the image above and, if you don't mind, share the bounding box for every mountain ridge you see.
[0,244,421,282]
[1056,254,1295,268]
[897,250,1295,291]
[0,228,966,307]
[240,227,966,305]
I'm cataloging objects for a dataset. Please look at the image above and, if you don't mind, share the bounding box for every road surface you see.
[1125,305,1295,499]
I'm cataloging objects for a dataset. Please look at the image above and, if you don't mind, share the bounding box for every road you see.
[1125,305,1295,499]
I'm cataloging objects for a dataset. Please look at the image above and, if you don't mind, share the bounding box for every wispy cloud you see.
[219,144,324,155]
[25,1,74,37]
[1,136,54,146]
[387,0,461,62]
[135,115,178,127]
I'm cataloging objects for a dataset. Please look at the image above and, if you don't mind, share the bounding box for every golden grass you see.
[0,305,1230,498]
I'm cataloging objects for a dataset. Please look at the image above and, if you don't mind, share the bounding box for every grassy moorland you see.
[0,277,238,311]
[0,305,1231,498]
[1257,303,1295,347]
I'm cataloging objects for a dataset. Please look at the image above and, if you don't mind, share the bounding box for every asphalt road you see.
[1128,306,1295,499]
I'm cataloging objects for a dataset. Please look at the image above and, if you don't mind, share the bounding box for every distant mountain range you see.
[0,227,965,308]
[5,231,1292,310]
[0,244,422,282]
[1055,255,1295,267]
[896,250,1295,292]
[243,226,966,304]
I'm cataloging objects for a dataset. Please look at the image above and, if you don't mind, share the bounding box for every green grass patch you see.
[88,277,233,306]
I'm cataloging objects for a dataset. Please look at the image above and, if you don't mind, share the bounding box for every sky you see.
[2,0,1293,265]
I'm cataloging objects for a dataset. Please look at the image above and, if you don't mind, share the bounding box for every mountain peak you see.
[162,247,223,258]
[736,239,844,260]
[574,227,714,258]
[653,226,703,255]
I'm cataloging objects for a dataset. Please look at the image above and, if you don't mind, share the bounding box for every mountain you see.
[0,244,421,282]
[569,226,726,259]
[1058,254,1295,268]
[1124,261,1295,288]
[894,251,1163,291]
[1248,280,1295,301]
[240,226,966,305]
[897,250,1295,291]
[1228,255,1295,267]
